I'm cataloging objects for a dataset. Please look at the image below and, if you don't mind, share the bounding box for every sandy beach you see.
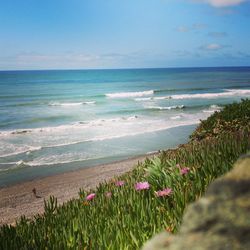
[0,153,157,226]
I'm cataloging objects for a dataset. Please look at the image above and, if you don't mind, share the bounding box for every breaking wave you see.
[147,105,185,110]
[163,89,250,100]
[48,101,95,106]
[135,89,250,101]
[106,90,154,98]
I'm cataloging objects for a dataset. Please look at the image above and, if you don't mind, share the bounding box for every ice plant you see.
[105,192,112,198]
[155,188,172,197]
[115,180,125,187]
[135,181,150,191]
[86,193,96,201]
[166,226,173,233]
[180,167,190,175]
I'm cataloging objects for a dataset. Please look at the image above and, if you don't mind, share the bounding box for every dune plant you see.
[190,98,250,141]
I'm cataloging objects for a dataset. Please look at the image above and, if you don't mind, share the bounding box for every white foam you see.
[147,105,185,110]
[136,96,171,101]
[153,96,172,100]
[127,115,138,120]
[23,154,107,167]
[202,110,215,113]
[0,145,42,158]
[168,89,250,100]
[225,89,250,94]
[13,119,202,167]
[0,116,139,138]
[134,97,154,102]
[210,104,221,109]
[24,158,85,167]
[0,115,143,158]
[202,104,222,113]
[85,116,138,126]
[106,90,154,98]
[0,162,25,172]
[16,160,25,166]
[170,115,182,120]
[146,150,159,155]
[83,101,96,105]
[49,101,95,106]
[0,162,17,165]
[0,109,217,163]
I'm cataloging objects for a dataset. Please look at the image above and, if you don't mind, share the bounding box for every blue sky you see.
[0,0,249,70]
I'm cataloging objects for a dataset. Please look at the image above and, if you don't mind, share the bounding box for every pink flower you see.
[86,193,96,201]
[135,181,150,191]
[105,192,112,198]
[155,188,172,197]
[115,180,125,187]
[180,167,190,175]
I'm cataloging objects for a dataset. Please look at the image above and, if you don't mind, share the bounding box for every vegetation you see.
[190,98,250,141]
[0,99,249,249]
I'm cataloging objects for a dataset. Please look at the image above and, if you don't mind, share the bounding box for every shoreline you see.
[0,124,196,187]
[0,153,158,226]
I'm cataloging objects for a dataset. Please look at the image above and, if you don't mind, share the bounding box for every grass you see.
[0,99,249,250]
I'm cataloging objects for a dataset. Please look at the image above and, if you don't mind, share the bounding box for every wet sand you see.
[0,153,157,226]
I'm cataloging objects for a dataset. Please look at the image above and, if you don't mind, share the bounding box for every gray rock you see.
[142,155,250,250]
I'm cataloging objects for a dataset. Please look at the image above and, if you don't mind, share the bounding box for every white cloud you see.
[0,51,153,70]
[208,32,228,37]
[192,23,207,29]
[177,26,190,32]
[176,23,206,33]
[201,43,224,50]
[195,0,247,7]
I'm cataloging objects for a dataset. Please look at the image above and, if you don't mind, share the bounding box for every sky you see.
[0,0,250,70]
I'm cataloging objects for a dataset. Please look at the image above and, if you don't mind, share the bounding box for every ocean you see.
[0,67,250,187]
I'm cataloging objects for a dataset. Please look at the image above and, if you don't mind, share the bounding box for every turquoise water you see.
[0,67,250,186]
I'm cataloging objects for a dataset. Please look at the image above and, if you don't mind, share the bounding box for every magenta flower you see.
[86,193,96,201]
[155,188,172,197]
[135,181,150,191]
[115,180,125,187]
[105,192,112,198]
[180,167,190,175]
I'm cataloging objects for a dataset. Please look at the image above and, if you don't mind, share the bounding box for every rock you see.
[142,155,250,250]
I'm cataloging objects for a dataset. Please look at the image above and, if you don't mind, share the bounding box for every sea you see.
[0,67,250,187]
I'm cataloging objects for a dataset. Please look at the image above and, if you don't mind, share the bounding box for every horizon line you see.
[1,65,250,72]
